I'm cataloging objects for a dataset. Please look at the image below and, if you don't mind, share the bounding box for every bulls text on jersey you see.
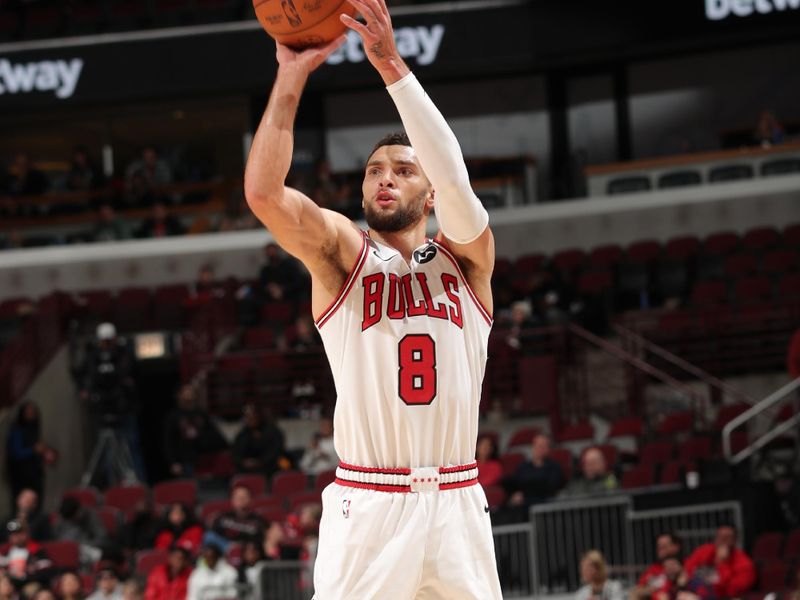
[361,271,463,331]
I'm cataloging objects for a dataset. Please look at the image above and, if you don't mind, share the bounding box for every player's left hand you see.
[276,35,347,76]
[340,0,404,75]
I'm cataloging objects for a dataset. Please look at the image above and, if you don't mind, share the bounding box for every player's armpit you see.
[436,225,495,314]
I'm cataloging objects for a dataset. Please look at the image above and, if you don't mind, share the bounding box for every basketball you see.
[253,0,357,49]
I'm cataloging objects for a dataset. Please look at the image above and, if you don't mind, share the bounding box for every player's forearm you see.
[387,73,488,243]
[244,65,307,203]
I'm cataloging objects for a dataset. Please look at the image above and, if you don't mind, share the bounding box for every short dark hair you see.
[369,132,412,158]
[658,532,682,550]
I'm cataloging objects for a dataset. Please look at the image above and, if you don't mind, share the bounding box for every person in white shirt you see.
[86,564,122,600]
[298,419,337,476]
[575,550,625,600]
[187,543,237,600]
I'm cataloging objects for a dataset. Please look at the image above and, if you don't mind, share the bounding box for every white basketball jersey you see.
[315,232,492,469]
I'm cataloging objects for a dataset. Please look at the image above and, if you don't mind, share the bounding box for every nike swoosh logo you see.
[484,505,490,513]
[372,250,393,262]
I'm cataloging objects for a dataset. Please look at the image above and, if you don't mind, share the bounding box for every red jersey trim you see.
[432,240,493,326]
[315,231,369,329]
[439,461,478,474]
[439,477,479,490]
[338,461,412,475]
[335,477,412,493]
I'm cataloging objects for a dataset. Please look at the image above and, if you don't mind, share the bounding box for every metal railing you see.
[722,376,800,464]
[493,521,536,598]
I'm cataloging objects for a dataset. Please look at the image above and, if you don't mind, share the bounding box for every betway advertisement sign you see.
[326,25,444,66]
[706,0,800,20]
[0,58,83,99]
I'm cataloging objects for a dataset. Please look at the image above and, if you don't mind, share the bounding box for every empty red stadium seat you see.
[762,250,798,275]
[578,271,613,294]
[231,474,266,498]
[153,285,190,329]
[153,479,197,510]
[111,288,153,332]
[314,469,337,494]
[271,471,308,498]
[783,224,800,247]
[757,562,789,592]
[607,417,644,439]
[626,240,662,263]
[97,506,121,537]
[784,528,800,560]
[506,426,541,449]
[691,281,728,307]
[589,245,623,268]
[514,254,546,273]
[713,404,750,430]
[657,411,694,435]
[196,452,236,479]
[677,437,713,463]
[742,227,779,251]
[63,487,99,508]
[734,277,772,304]
[752,532,784,562]
[704,232,740,255]
[493,258,512,280]
[253,506,286,525]
[621,464,655,489]
[252,496,285,512]
[552,249,586,272]
[104,484,148,516]
[659,461,683,485]
[724,253,758,278]
[288,491,321,510]
[198,499,233,525]
[558,422,595,443]
[261,302,295,326]
[135,549,168,576]
[779,273,800,298]
[42,541,80,570]
[485,485,507,511]
[500,452,526,477]
[665,236,700,260]
[243,328,276,350]
[640,441,674,464]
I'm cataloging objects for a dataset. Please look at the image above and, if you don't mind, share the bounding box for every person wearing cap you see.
[186,542,237,600]
[0,520,54,592]
[87,563,122,600]
[143,544,192,600]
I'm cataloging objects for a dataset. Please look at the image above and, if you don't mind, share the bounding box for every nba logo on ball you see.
[342,499,351,519]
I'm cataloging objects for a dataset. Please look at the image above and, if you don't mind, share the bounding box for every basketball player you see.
[244,0,502,597]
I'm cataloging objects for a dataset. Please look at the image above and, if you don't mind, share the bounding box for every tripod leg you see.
[81,431,111,488]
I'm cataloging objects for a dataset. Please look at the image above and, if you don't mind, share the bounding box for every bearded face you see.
[362,145,433,233]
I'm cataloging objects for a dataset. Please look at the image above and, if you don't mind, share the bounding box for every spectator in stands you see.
[504,300,540,352]
[262,521,294,561]
[143,543,192,600]
[52,496,108,566]
[238,540,268,599]
[683,524,755,599]
[629,533,682,599]
[87,564,123,600]
[58,571,84,600]
[286,315,321,352]
[575,549,624,600]
[232,404,285,480]
[4,153,49,199]
[120,580,142,600]
[206,484,266,551]
[258,243,306,305]
[475,435,502,488]
[154,503,203,552]
[0,572,16,600]
[754,109,785,148]
[186,541,237,600]
[299,418,337,476]
[507,433,564,512]
[32,591,55,600]
[135,202,186,239]
[186,264,226,306]
[1,489,51,544]
[119,498,160,552]
[66,147,105,192]
[89,204,131,242]
[124,147,172,206]
[0,520,54,593]
[562,447,618,497]
[5,401,56,505]
[162,384,225,478]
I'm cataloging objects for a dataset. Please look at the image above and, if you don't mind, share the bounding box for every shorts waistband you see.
[335,461,479,493]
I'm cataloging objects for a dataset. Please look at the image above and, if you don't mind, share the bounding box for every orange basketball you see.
[253,0,357,49]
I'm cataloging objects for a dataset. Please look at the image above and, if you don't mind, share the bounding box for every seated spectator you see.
[186,542,237,600]
[58,571,84,600]
[205,485,266,551]
[754,109,785,147]
[143,543,192,600]
[575,549,624,600]
[507,433,564,512]
[135,202,185,239]
[87,563,123,600]
[232,404,285,480]
[0,520,54,593]
[652,554,717,600]
[1,489,51,543]
[683,524,755,599]
[629,533,682,599]
[298,418,337,476]
[186,264,226,307]
[162,384,226,479]
[262,521,298,561]
[154,503,203,552]
[0,572,16,600]
[120,579,142,600]
[66,147,105,192]
[504,300,541,352]
[89,204,131,242]
[475,435,502,488]
[5,153,49,199]
[119,498,160,553]
[237,540,268,598]
[52,496,108,566]
[124,147,172,206]
[285,315,321,352]
[258,242,306,305]
[32,590,56,600]
[561,447,617,497]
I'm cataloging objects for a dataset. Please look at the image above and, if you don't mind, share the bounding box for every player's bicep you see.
[246,186,338,262]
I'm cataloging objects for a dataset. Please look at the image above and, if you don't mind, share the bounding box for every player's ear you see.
[426,187,435,210]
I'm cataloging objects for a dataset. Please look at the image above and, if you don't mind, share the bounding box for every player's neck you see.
[368,223,428,263]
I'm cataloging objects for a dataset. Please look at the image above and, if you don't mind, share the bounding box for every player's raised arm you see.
[244,38,359,269]
[341,0,494,279]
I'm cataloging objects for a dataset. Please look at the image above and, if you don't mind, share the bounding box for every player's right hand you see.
[275,35,347,75]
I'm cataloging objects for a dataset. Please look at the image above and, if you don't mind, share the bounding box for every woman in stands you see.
[575,550,624,600]
[154,503,203,552]
[476,435,502,488]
